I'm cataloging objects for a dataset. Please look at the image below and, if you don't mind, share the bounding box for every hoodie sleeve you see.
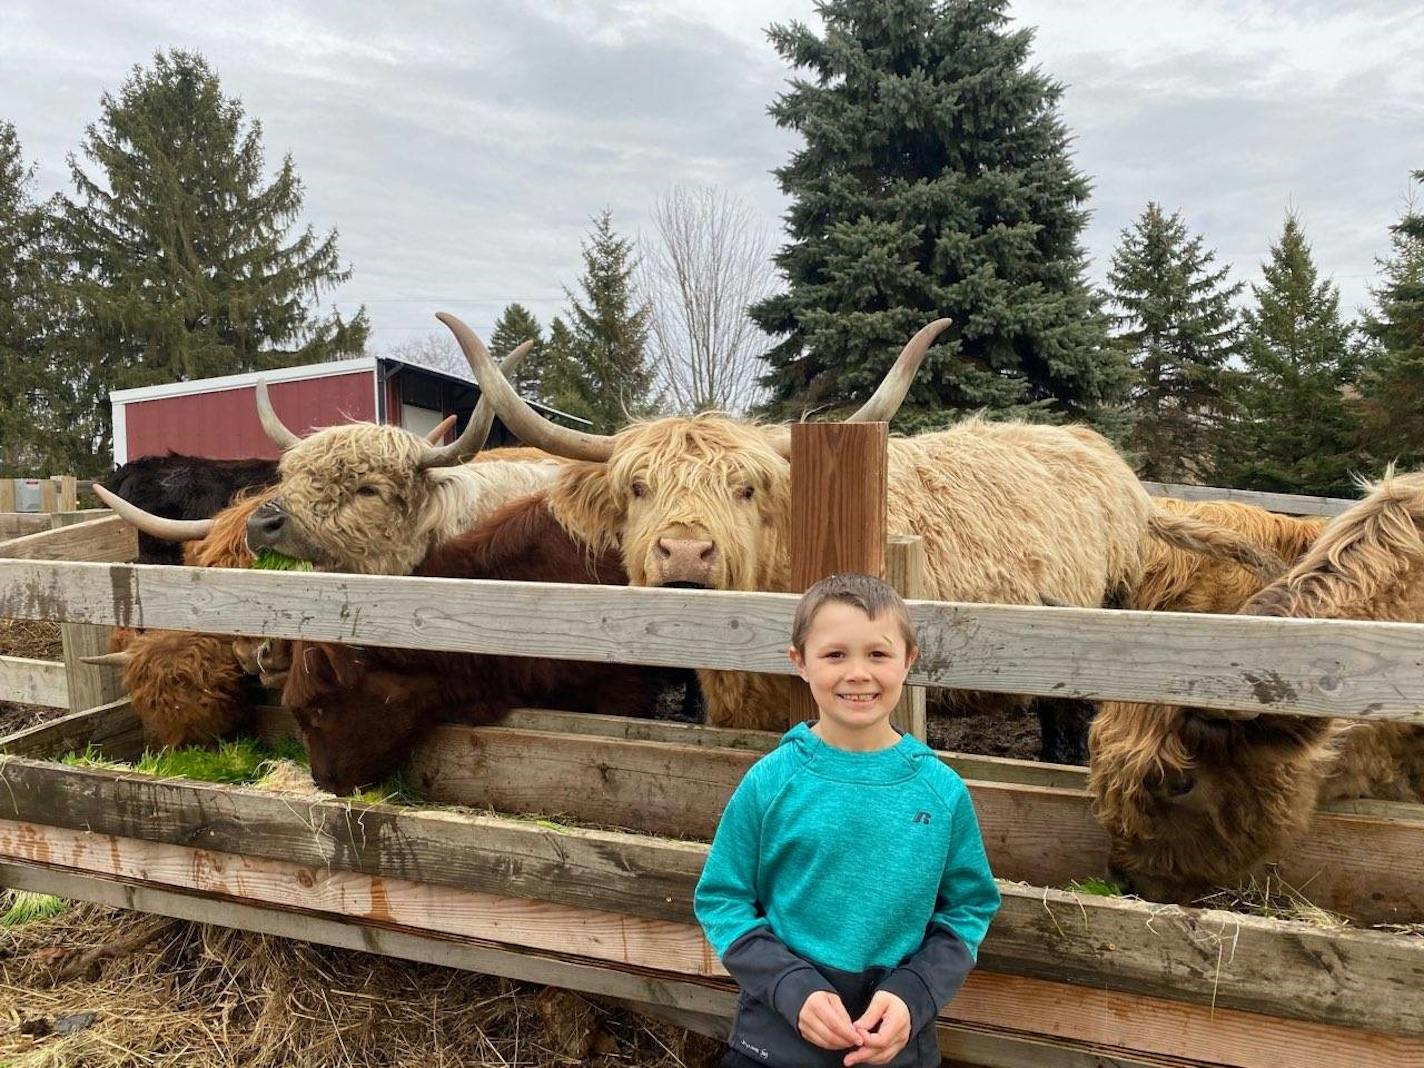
[694,764,771,956]
[877,779,1000,1033]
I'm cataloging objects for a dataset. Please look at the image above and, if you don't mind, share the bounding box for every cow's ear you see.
[549,462,625,550]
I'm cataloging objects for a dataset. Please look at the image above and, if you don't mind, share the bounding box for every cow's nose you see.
[656,538,719,584]
[246,501,287,547]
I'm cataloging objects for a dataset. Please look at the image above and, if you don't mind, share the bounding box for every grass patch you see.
[1,889,67,927]
[1066,876,1124,897]
[250,549,314,571]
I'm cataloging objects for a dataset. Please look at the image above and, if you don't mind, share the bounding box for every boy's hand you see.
[798,990,863,1051]
[843,991,912,1066]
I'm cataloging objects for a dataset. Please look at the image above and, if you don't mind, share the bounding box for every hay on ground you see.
[0,903,719,1067]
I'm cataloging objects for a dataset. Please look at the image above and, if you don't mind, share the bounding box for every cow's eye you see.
[739,485,755,502]
[356,485,382,498]
[1157,772,1197,800]
[631,481,647,499]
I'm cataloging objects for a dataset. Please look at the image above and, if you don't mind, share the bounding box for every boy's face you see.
[788,602,918,733]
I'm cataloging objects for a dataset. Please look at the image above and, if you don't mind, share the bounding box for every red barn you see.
[109,357,583,464]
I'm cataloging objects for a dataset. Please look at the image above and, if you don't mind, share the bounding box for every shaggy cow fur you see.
[102,453,279,565]
[111,490,276,745]
[1088,470,1424,903]
[1129,498,1325,614]
[538,413,1282,739]
[247,424,561,575]
[283,480,675,794]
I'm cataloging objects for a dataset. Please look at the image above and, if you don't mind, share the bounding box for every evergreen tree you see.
[0,121,57,474]
[537,316,597,423]
[557,211,654,433]
[50,49,368,472]
[1105,203,1241,482]
[489,303,546,399]
[751,0,1127,431]
[1356,171,1424,469]
[1217,213,1359,496]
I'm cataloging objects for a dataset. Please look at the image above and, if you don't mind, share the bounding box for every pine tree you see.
[1217,214,1359,496]
[1105,203,1241,482]
[0,121,56,474]
[751,0,1127,431]
[1356,171,1424,469]
[557,211,655,433]
[489,303,546,399]
[537,316,597,423]
[50,50,369,472]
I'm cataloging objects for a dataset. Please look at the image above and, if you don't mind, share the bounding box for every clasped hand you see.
[798,989,911,1066]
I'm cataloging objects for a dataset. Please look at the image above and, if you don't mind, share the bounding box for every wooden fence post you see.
[39,478,57,514]
[51,512,125,713]
[56,476,78,513]
[789,422,888,727]
[886,534,928,741]
[0,479,13,512]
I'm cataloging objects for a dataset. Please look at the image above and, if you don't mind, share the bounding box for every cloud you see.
[1,0,1417,344]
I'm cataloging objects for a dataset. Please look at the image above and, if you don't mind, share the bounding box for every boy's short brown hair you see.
[791,572,918,654]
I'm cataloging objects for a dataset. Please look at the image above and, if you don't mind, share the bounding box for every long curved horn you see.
[81,651,135,669]
[421,338,538,468]
[422,414,458,444]
[95,485,214,542]
[845,318,952,423]
[437,311,615,463]
[254,381,302,449]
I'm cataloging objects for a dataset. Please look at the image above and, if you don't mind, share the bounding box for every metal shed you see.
[109,357,583,464]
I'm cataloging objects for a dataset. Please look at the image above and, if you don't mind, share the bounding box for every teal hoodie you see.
[695,723,1000,1067]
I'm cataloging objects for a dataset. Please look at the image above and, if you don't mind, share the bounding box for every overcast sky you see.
[3,0,1420,354]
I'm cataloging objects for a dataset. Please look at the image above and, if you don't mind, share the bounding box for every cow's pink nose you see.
[656,538,719,584]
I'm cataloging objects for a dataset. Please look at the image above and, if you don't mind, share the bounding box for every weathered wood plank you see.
[50,510,125,712]
[0,655,67,707]
[0,514,137,562]
[407,724,1424,923]
[0,860,1247,1068]
[0,698,143,760]
[887,533,928,740]
[790,421,888,725]
[1142,481,1355,517]
[0,826,1419,1062]
[6,560,1424,723]
[0,480,14,512]
[0,509,109,539]
[1,758,1418,1036]
[0,756,706,921]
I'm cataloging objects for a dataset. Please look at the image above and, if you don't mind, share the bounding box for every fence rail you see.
[2,559,1422,723]
[1143,480,1356,516]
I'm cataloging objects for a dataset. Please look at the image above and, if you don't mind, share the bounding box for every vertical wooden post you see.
[0,479,14,512]
[57,475,78,513]
[53,511,126,713]
[40,477,57,514]
[886,534,928,741]
[789,422,888,727]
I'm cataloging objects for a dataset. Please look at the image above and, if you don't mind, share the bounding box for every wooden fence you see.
[0,481,1421,1066]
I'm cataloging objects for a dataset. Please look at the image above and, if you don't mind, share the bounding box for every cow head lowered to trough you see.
[1088,469,1424,903]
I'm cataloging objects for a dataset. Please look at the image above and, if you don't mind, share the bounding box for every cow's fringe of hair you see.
[1245,466,1424,620]
[180,489,276,568]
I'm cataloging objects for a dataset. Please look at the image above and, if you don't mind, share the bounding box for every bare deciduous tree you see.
[639,186,777,414]
[383,332,467,378]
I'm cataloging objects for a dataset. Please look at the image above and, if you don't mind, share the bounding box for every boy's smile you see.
[789,602,918,750]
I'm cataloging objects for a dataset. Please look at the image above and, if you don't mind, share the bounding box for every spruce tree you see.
[1105,203,1241,482]
[489,303,546,399]
[0,121,56,474]
[558,211,654,433]
[751,0,1126,431]
[537,316,598,423]
[1218,214,1359,496]
[51,49,368,471]
[1356,171,1424,469]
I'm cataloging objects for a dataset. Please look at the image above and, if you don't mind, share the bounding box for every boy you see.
[695,573,1000,1067]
